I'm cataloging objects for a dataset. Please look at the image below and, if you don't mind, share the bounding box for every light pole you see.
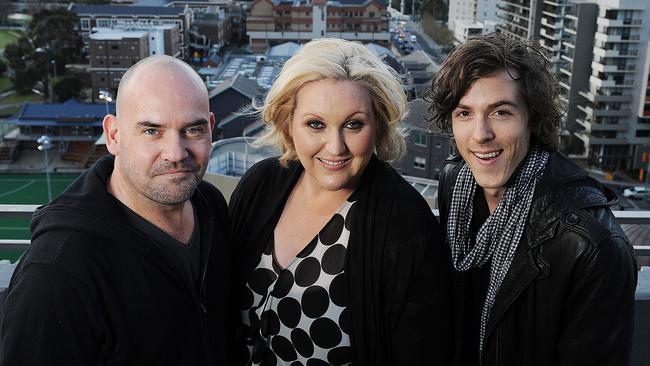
[35,47,56,102]
[37,135,53,202]
[98,90,113,115]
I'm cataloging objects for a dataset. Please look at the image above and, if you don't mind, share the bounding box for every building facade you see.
[88,26,180,99]
[448,0,499,32]
[496,0,543,41]
[394,99,451,180]
[557,1,598,153]
[571,0,650,173]
[69,4,192,59]
[246,0,390,52]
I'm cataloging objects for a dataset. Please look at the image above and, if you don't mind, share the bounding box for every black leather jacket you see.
[438,151,638,366]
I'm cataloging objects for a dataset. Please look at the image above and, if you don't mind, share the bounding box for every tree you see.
[53,77,83,102]
[0,0,15,26]
[4,37,48,94]
[29,8,83,65]
[0,59,7,76]
[4,8,82,96]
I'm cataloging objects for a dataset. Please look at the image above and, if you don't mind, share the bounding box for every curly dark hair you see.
[426,33,565,151]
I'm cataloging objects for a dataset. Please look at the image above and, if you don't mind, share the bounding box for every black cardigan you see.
[229,156,453,365]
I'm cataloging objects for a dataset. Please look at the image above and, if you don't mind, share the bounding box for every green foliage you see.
[0,30,21,49]
[54,77,83,102]
[0,58,6,75]
[390,0,447,20]
[4,8,82,95]
[421,13,454,49]
[29,8,83,65]
[0,75,12,92]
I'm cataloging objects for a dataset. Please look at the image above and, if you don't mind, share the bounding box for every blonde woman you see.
[229,38,452,365]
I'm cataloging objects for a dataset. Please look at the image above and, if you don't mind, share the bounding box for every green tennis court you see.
[0,173,79,261]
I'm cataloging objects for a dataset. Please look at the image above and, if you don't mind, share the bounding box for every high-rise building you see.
[557,1,598,151]
[496,0,543,41]
[448,0,499,32]
[570,0,650,172]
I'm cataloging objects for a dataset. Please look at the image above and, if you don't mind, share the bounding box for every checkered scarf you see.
[447,146,549,354]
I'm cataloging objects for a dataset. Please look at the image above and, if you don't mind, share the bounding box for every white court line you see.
[0,180,36,198]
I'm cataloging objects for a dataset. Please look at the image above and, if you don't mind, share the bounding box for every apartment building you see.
[246,0,390,53]
[539,0,571,72]
[88,26,180,99]
[448,0,499,32]
[69,4,192,58]
[496,0,543,41]
[570,0,650,172]
[556,1,598,152]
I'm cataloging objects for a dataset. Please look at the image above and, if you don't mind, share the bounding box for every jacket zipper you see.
[198,225,213,365]
[495,323,502,366]
[454,273,465,366]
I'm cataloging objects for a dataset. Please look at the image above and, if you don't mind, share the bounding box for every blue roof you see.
[70,4,186,16]
[135,0,211,5]
[6,99,114,127]
[134,0,170,6]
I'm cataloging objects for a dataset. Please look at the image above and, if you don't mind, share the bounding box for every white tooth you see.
[475,151,500,159]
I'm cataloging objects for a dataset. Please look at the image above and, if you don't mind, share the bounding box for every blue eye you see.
[185,126,206,135]
[308,120,325,129]
[345,120,363,130]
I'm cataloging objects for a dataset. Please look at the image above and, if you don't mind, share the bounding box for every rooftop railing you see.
[1,204,649,257]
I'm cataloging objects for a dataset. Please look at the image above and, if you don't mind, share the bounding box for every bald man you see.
[0,56,231,365]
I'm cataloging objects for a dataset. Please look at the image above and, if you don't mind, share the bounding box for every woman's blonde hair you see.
[254,38,408,165]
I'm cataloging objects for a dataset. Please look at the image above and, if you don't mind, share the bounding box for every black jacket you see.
[438,152,638,366]
[229,156,453,365]
[0,156,231,366]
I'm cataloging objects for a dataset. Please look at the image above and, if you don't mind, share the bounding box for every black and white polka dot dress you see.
[239,198,356,366]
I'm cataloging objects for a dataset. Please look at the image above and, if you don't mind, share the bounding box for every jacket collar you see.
[469,152,618,346]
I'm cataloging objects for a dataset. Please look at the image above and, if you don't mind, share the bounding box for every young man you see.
[431,33,637,365]
[0,56,230,365]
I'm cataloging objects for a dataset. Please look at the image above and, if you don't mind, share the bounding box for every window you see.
[97,19,110,28]
[414,132,427,147]
[414,157,426,170]
[80,19,90,30]
[111,45,119,50]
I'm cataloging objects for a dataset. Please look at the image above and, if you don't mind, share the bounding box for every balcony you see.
[594,47,640,58]
[590,75,634,89]
[595,32,641,44]
[574,131,627,145]
[592,61,637,74]
[597,17,643,28]
[579,90,633,103]
[541,16,563,29]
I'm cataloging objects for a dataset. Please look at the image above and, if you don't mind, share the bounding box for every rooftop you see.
[6,99,114,127]
[267,42,302,58]
[209,73,261,101]
[70,4,188,16]
[89,29,149,40]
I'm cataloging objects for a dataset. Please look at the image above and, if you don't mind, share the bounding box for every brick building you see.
[246,0,390,52]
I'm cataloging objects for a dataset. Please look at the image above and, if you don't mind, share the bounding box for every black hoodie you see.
[0,156,231,366]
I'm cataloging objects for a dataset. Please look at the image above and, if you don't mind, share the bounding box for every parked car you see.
[410,35,417,42]
[623,186,650,199]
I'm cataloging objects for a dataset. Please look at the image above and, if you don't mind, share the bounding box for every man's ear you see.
[103,114,119,156]
[209,112,216,131]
